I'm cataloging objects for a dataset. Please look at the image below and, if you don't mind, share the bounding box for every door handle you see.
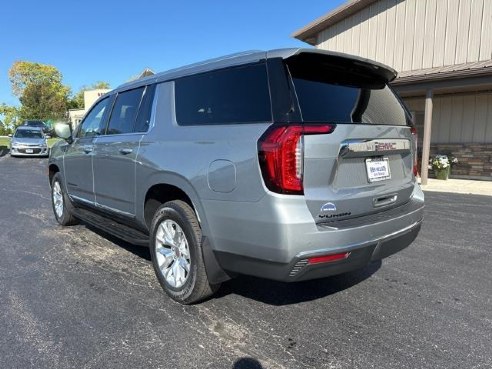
[83,145,93,154]
[119,148,133,155]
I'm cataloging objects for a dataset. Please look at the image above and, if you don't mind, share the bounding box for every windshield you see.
[24,121,45,126]
[14,129,43,138]
[286,55,410,126]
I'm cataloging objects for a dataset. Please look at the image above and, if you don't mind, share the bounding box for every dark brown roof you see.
[292,0,379,45]
[393,60,492,85]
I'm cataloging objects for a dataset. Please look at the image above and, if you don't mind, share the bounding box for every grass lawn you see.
[47,138,61,147]
[0,137,9,148]
[0,136,61,149]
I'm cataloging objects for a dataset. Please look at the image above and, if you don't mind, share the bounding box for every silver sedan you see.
[10,126,49,157]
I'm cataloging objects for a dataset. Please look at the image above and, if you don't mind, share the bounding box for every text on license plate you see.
[25,149,33,153]
[366,158,391,182]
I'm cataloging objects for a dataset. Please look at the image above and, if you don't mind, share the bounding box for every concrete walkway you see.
[420,178,492,196]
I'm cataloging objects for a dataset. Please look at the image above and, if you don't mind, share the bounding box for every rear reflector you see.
[307,252,351,265]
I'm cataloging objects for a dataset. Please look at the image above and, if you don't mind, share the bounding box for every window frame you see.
[103,86,146,136]
[133,84,156,133]
[97,84,156,136]
[75,96,113,139]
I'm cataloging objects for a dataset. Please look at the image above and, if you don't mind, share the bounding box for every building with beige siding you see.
[293,0,492,182]
[68,89,111,128]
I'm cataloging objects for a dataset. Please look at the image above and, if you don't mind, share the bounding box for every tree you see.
[0,104,20,134]
[7,60,73,121]
[19,80,69,121]
[9,61,63,97]
[68,81,111,109]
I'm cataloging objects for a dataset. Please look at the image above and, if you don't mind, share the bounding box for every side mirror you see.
[54,123,73,143]
[8,134,12,138]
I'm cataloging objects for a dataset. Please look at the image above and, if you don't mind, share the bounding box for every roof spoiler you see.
[269,48,398,83]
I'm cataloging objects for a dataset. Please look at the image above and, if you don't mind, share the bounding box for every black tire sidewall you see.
[150,203,201,302]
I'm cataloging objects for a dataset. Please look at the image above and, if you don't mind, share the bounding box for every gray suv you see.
[49,49,424,304]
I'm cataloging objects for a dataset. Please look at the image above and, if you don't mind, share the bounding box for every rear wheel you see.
[51,172,77,226]
[150,200,219,304]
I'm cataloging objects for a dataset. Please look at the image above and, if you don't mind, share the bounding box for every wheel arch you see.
[140,173,207,233]
[48,164,60,186]
[140,173,231,285]
[144,183,194,230]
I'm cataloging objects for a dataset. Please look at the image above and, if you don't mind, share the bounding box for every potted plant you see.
[430,155,451,180]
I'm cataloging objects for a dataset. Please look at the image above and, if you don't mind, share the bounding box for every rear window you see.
[175,63,272,125]
[287,56,409,125]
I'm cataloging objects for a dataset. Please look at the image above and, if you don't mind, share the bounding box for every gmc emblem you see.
[375,142,397,151]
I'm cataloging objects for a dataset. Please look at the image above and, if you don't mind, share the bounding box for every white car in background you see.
[9,126,49,157]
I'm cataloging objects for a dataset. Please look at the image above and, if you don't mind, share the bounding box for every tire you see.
[150,200,219,304]
[51,172,78,226]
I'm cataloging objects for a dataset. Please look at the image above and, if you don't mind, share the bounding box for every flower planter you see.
[434,167,450,180]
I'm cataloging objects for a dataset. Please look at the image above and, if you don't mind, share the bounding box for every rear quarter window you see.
[174,63,272,125]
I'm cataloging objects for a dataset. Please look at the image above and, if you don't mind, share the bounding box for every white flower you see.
[432,155,451,170]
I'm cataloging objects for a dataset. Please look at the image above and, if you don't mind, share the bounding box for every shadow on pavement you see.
[85,224,151,261]
[216,260,381,306]
[233,357,264,369]
[84,223,381,306]
[0,146,9,157]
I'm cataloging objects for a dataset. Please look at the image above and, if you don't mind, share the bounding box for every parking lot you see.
[0,155,490,369]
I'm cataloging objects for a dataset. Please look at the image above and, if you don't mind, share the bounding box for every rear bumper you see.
[214,219,421,282]
[203,182,424,281]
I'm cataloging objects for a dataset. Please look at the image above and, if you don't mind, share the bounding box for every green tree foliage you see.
[7,61,111,122]
[19,80,69,121]
[9,61,63,98]
[7,60,73,121]
[69,81,111,109]
[0,104,20,134]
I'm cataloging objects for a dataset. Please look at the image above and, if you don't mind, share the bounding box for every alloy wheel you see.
[155,219,191,289]
[53,181,64,219]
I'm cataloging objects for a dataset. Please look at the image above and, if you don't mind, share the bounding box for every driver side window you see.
[77,97,111,138]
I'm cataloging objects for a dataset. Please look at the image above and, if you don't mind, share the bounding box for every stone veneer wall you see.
[429,143,492,180]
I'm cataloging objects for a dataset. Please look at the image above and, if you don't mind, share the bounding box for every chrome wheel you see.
[53,181,64,219]
[155,219,191,289]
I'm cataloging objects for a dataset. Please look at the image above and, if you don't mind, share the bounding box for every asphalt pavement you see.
[0,155,490,369]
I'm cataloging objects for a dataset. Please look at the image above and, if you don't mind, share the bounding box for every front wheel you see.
[150,200,219,304]
[51,172,77,226]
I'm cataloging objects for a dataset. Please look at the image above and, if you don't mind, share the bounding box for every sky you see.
[0,0,346,106]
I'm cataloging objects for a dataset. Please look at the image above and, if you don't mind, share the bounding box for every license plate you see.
[25,149,33,154]
[366,157,391,182]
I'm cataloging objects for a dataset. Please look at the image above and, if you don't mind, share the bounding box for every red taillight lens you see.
[258,124,336,194]
[308,252,351,265]
[410,126,418,177]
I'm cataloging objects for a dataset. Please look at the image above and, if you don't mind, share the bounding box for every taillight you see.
[258,124,336,194]
[410,126,418,177]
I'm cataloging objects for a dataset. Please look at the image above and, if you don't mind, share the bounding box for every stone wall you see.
[429,143,492,180]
